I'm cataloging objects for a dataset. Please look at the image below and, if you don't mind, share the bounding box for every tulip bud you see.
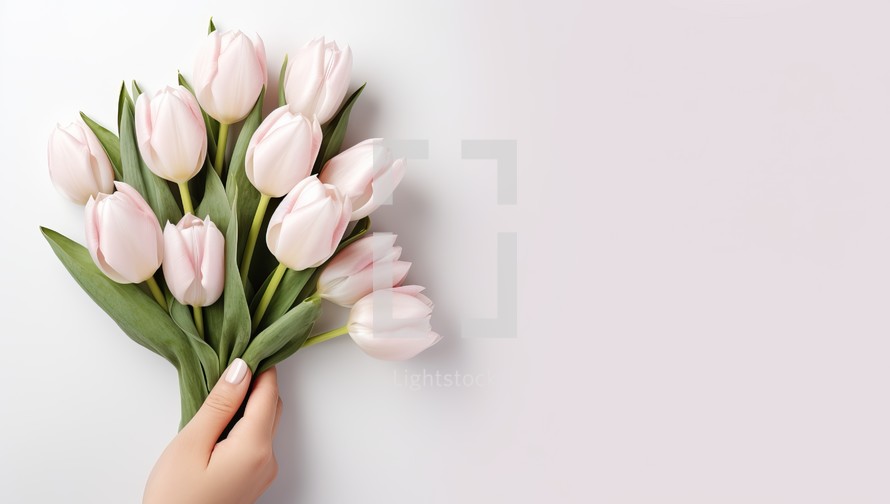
[135,86,208,183]
[84,182,163,284]
[284,37,352,123]
[317,234,411,307]
[319,138,406,220]
[162,215,225,307]
[193,29,267,124]
[245,106,322,197]
[347,285,441,360]
[266,176,351,271]
[47,121,115,204]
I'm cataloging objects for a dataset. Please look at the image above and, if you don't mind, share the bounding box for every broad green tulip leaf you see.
[169,300,219,393]
[176,360,207,430]
[132,80,142,99]
[203,297,224,361]
[242,297,321,372]
[255,298,323,373]
[80,112,123,180]
[42,227,187,364]
[195,164,230,230]
[218,200,251,367]
[118,99,148,197]
[278,55,288,107]
[208,17,216,34]
[42,227,207,428]
[250,268,314,332]
[314,83,366,173]
[225,89,265,263]
[117,82,129,130]
[119,98,182,226]
[179,72,219,158]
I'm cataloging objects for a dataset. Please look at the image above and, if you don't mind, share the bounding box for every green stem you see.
[193,305,204,339]
[240,193,271,285]
[252,262,288,332]
[215,122,230,176]
[178,182,194,215]
[302,325,349,348]
[145,276,166,307]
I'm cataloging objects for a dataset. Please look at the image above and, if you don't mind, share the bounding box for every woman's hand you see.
[144,359,282,504]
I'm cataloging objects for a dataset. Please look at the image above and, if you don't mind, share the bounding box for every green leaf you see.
[80,112,123,180]
[42,227,207,428]
[225,89,265,264]
[314,83,366,173]
[42,227,183,362]
[179,72,219,159]
[208,17,216,34]
[218,200,251,368]
[242,297,321,372]
[250,268,313,332]
[169,300,219,393]
[278,55,288,107]
[119,99,148,196]
[132,80,142,99]
[119,97,183,226]
[117,82,134,131]
[195,163,230,230]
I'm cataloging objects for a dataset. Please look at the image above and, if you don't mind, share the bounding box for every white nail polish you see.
[225,358,248,384]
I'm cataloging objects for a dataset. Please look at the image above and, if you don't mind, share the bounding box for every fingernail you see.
[225,358,248,384]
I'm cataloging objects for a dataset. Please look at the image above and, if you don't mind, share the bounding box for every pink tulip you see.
[284,37,352,123]
[319,138,406,220]
[317,234,411,307]
[135,86,208,183]
[347,285,441,360]
[162,215,225,307]
[266,176,351,271]
[85,182,163,284]
[47,121,115,204]
[193,29,267,124]
[245,106,322,197]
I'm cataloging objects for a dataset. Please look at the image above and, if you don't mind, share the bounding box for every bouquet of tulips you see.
[41,20,441,429]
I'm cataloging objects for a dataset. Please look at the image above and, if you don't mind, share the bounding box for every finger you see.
[272,397,283,437]
[240,367,280,437]
[179,358,251,454]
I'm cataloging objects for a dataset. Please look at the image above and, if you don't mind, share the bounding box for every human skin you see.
[143,359,281,504]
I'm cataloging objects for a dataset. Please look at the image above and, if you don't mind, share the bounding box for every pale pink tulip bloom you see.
[85,182,163,284]
[266,176,351,271]
[319,138,406,220]
[162,214,225,307]
[47,121,115,204]
[135,86,207,183]
[317,234,411,307]
[284,37,352,124]
[193,29,267,124]
[347,285,441,360]
[246,106,322,197]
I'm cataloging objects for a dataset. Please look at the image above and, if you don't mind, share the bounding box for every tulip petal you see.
[285,37,326,116]
[97,197,162,283]
[163,222,197,303]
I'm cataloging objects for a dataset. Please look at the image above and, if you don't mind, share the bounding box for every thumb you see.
[179,358,252,453]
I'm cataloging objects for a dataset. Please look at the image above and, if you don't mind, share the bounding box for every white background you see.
[2,0,890,502]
